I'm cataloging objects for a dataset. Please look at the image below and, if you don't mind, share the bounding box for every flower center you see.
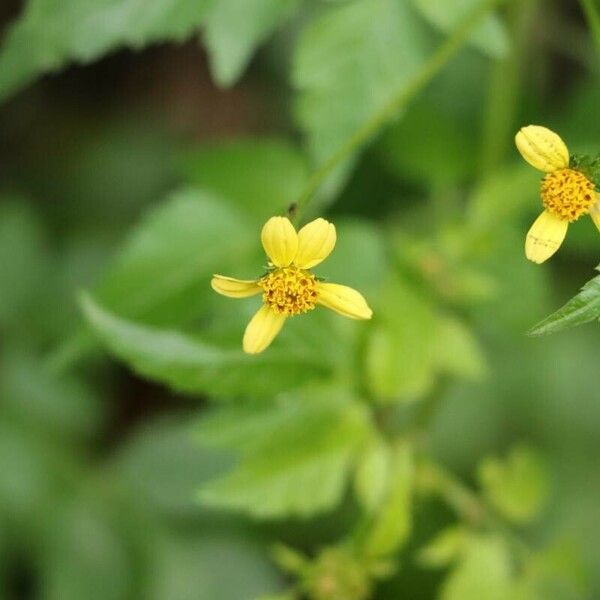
[541,168,596,222]
[260,267,318,316]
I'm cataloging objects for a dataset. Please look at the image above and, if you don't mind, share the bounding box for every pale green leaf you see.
[178,139,309,223]
[292,0,430,178]
[365,279,439,402]
[418,526,468,568]
[411,0,509,58]
[196,388,373,518]
[204,0,300,87]
[528,269,600,337]
[434,317,487,381]
[441,534,514,600]
[478,445,549,524]
[0,0,213,102]
[361,442,413,558]
[80,294,332,400]
[353,436,391,514]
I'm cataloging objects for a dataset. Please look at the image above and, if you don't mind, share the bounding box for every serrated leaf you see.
[80,294,332,400]
[528,269,600,337]
[292,0,430,200]
[95,188,254,327]
[478,446,549,524]
[178,139,309,223]
[204,0,300,87]
[0,0,214,102]
[361,442,413,558]
[411,0,509,59]
[196,388,373,518]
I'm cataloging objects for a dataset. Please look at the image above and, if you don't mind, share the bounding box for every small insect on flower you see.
[515,125,600,264]
[211,216,373,354]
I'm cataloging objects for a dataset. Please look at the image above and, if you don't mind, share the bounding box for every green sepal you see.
[570,154,600,189]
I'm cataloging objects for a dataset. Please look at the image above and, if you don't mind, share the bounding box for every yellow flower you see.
[212,216,373,354]
[515,125,600,264]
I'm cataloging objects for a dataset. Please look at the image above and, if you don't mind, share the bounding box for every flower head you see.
[211,216,373,354]
[515,125,600,264]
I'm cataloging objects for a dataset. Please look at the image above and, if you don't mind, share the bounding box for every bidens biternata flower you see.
[515,125,600,264]
[211,216,373,354]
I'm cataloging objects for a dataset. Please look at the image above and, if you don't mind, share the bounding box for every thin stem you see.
[292,0,505,221]
[418,459,533,561]
[480,0,537,175]
[580,0,600,55]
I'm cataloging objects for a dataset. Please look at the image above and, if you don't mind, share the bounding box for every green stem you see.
[480,0,537,175]
[580,0,600,55]
[292,0,505,221]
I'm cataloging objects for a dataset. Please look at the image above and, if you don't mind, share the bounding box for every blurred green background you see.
[0,0,599,598]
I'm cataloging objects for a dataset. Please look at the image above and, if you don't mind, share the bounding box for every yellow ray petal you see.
[211,275,262,298]
[515,125,569,172]
[316,282,373,320]
[243,304,287,354]
[261,216,298,267]
[294,218,337,269]
[589,194,600,233]
[525,210,568,264]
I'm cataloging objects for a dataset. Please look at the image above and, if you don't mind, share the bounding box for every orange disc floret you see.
[541,168,596,222]
[260,266,318,316]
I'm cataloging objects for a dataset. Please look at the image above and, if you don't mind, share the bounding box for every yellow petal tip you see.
[515,125,569,173]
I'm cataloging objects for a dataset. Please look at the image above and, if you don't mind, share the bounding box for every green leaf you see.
[528,269,600,337]
[42,500,136,600]
[434,317,486,381]
[0,351,104,439]
[320,220,388,294]
[441,534,514,600]
[365,278,439,402]
[0,0,214,102]
[149,532,281,600]
[353,436,391,514]
[411,0,509,58]
[196,387,373,518]
[178,139,309,223]
[417,526,468,568]
[80,294,332,400]
[361,442,414,558]
[0,200,49,331]
[204,0,300,87]
[95,188,254,327]
[113,416,229,517]
[292,0,430,169]
[478,445,549,524]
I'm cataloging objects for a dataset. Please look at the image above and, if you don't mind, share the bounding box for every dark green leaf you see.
[204,0,300,87]
[0,0,214,102]
[528,269,600,337]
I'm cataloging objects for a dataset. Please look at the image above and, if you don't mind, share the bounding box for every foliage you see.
[0,0,597,599]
